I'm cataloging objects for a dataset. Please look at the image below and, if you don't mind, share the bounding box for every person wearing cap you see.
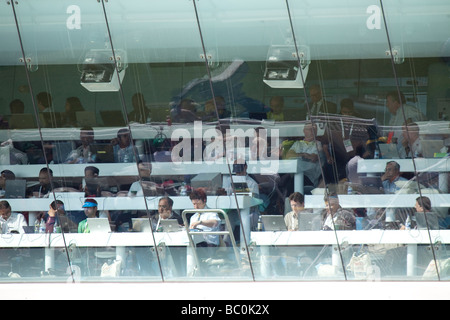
[78,198,110,233]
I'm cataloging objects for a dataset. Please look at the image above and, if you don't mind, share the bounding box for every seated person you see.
[65,126,97,163]
[189,189,221,247]
[0,170,15,198]
[128,93,151,124]
[27,167,61,198]
[284,192,312,231]
[266,96,284,121]
[112,128,137,163]
[221,160,259,196]
[170,99,200,123]
[152,197,184,231]
[400,122,422,158]
[78,198,110,233]
[321,194,356,231]
[128,161,154,196]
[381,161,407,194]
[339,98,361,118]
[44,200,78,233]
[0,200,27,234]
[285,123,323,186]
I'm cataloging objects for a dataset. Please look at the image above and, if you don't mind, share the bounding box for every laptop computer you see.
[298,213,321,231]
[100,110,126,127]
[4,180,26,198]
[86,218,111,233]
[261,215,287,231]
[89,143,114,163]
[231,175,251,194]
[23,226,35,234]
[132,218,152,232]
[378,143,400,159]
[160,219,181,232]
[421,140,445,158]
[359,176,384,194]
[9,113,36,129]
[415,212,439,230]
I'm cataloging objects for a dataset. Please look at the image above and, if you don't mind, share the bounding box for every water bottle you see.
[257,216,263,231]
[39,219,46,233]
[34,219,40,233]
[374,149,379,159]
[54,222,61,233]
[180,183,187,196]
[347,185,353,195]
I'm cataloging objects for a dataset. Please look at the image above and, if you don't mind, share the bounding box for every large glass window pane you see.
[1,0,159,282]
[380,0,450,280]
[103,0,208,281]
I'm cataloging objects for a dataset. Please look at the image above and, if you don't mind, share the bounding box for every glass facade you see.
[0,0,449,283]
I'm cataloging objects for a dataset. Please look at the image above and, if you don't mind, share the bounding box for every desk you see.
[0,232,189,274]
[357,158,450,192]
[0,159,308,193]
[0,121,322,142]
[305,193,450,209]
[251,230,450,277]
[6,195,262,252]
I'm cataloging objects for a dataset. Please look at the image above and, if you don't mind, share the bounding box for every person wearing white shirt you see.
[188,189,221,247]
[0,200,27,234]
[400,122,423,158]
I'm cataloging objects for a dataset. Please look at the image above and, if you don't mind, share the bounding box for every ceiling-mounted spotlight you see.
[263,45,310,89]
[80,49,127,92]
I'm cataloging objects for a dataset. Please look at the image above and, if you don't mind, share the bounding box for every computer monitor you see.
[191,172,222,195]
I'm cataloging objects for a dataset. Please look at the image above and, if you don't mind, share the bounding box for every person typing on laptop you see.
[284,192,312,231]
[78,198,110,233]
[152,197,183,231]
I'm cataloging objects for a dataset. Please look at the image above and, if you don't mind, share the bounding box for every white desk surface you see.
[251,229,450,246]
[0,231,189,248]
[2,229,448,249]
[305,193,450,209]
[0,121,320,142]
[358,158,450,173]
[5,195,263,212]
[0,159,302,178]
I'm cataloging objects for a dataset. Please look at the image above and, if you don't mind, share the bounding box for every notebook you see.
[261,215,287,231]
[132,218,152,232]
[415,212,439,230]
[298,213,321,231]
[378,143,400,159]
[4,180,26,198]
[86,218,111,233]
[159,219,181,232]
[359,176,384,194]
